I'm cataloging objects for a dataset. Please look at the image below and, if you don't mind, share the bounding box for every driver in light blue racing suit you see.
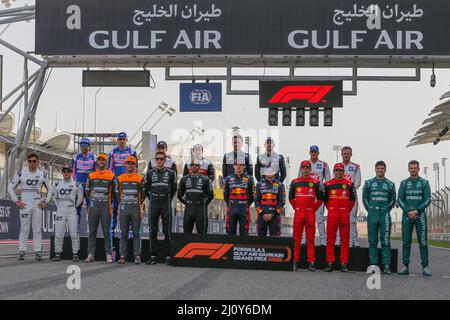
[70,138,96,225]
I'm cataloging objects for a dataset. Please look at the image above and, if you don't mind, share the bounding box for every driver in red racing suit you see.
[289,160,323,271]
[323,163,356,273]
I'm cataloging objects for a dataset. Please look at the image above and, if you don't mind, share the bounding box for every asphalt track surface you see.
[0,238,449,300]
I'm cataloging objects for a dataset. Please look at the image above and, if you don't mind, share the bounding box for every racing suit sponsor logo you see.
[76,160,95,172]
[26,179,39,186]
[59,189,74,196]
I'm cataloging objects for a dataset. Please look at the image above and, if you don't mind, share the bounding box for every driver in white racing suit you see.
[50,164,84,262]
[7,153,52,261]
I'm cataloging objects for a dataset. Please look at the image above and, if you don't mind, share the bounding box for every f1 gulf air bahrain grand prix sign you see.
[171,233,293,271]
[259,81,343,109]
[36,0,450,56]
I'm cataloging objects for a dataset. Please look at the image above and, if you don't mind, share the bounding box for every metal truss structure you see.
[0,5,50,196]
[0,4,449,195]
[165,65,422,96]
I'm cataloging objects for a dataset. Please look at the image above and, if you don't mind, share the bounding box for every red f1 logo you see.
[268,85,334,104]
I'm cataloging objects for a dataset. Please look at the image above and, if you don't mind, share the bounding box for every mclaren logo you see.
[175,243,233,259]
[268,85,334,104]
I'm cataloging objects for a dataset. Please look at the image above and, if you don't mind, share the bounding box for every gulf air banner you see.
[36,0,450,56]
[259,81,343,109]
[171,233,294,271]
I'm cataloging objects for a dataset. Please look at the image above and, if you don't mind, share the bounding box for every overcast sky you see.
[1,0,449,194]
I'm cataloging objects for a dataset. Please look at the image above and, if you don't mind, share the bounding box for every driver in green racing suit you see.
[397,160,431,277]
[362,161,396,274]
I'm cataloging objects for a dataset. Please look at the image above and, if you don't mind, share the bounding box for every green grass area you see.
[391,236,450,249]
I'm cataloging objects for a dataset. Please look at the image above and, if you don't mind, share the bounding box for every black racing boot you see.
[35,252,42,262]
[341,263,350,273]
[18,251,25,261]
[146,255,157,265]
[422,267,432,277]
[398,265,409,275]
[324,263,333,272]
[308,262,316,272]
[165,256,172,266]
[51,253,61,262]
[73,254,79,263]
[383,265,391,274]
[294,262,301,271]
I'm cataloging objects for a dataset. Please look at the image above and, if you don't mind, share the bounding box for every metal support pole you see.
[7,67,46,178]
[0,145,11,197]
[0,69,39,105]
[0,38,44,66]
[0,55,2,111]
[94,87,102,133]
[82,87,86,132]
[0,5,35,16]
[17,70,46,170]
[23,57,28,113]
[0,74,37,123]
[0,14,35,25]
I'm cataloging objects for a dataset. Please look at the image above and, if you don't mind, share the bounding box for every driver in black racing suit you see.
[178,158,214,234]
[145,151,177,265]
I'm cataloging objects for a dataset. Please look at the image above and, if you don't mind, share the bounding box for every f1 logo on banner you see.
[268,85,335,104]
[175,243,234,259]
[260,81,343,109]
[171,233,294,271]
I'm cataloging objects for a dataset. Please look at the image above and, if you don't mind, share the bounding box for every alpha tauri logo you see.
[190,89,212,105]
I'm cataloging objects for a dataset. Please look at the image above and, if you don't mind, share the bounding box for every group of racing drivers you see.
[7,132,432,276]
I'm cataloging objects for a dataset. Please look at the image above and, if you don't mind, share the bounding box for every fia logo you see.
[190,89,212,105]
